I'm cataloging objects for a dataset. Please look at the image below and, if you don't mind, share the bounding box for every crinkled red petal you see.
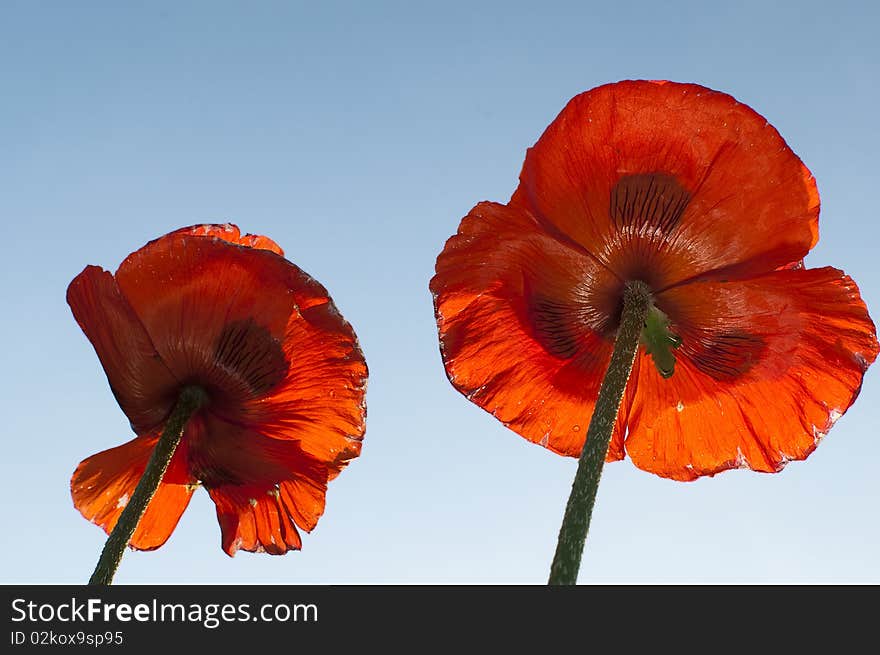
[231,272,368,471]
[625,267,878,480]
[512,80,819,287]
[70,434,195,550]
[66,266,179,434]
[186,414,331,555]
[170,223,285,255]
[431,201,630,459]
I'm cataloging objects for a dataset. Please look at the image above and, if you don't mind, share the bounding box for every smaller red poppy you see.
[68,224,367,555]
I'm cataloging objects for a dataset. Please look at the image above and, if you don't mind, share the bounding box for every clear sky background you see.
[2,0,878,584]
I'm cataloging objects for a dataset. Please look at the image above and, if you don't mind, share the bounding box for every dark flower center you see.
[181,319,290,485]
[526,172,766,382]
[213,318,289,397]
[610,173,691,237]
[685,331,766,380]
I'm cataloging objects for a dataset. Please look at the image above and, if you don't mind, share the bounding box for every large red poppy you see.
[431,80,878,481]
[68,224,367,554]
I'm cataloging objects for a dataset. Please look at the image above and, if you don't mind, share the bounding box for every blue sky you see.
[2,0,878,583]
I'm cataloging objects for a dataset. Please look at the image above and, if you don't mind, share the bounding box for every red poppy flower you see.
[431,80,878,481]
[68,224,367,554]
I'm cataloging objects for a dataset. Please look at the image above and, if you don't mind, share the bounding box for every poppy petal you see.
[512,80,819,287]
[114,232,301,400]
[185,414,331,555]
[185,413,328,491]
[170,223,285,256]
[431,201,631,458]
[66,266,179,434]
[624,267,878,480]
[208,485,305,556]
[237,275,368,469]
[71,435,195,550]
[208,473,332,556]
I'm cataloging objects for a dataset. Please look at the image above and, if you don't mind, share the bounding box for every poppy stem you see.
[88,386,207,586]
[548,280,652,585]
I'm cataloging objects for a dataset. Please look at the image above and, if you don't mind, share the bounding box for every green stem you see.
[548,280,651,585]
[88,386,206,586]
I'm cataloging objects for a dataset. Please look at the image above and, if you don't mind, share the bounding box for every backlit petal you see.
[186,416,330,555]
[183,413,331,555]
[512,80,819,286]
[171,223,285,256]
[431,201,630,458]
[114,232,300,401]
[238,275,368,469]
[184,413,324,488]
[208,485,306,556]
[70,435,195,550]
[66,266,179,434]
[625,267,878,480]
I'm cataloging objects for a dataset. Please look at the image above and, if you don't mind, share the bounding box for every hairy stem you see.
[88,386,206,586]
[548,280,651,585]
